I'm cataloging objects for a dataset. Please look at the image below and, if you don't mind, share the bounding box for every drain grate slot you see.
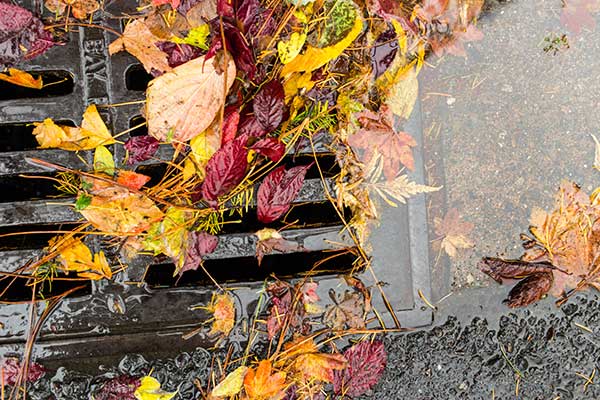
[0,223,81,251]
[125,65,153,91]
[129,115,148,136]
[0,173,71,203]
[0,275,92,302]
[0,71,74,100]
[0,121,76,152]
[145,248,358,287]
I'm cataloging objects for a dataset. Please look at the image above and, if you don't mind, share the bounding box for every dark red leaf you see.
[236,0,260,32]
[217,0,235,17]
[1,358,46,386]
[504,272,554,308]
[221,106,241,145]
[156,41,203,67]
[207,19,256,79]
[479,257,558,284]
[200,134,248,206]
[251,137,286,162]
[266,281,293,339]
[152,0,180,9]
[180,231,219,274]
[0,3,55,69]
[257,164,311,224]
[371,27,398,79]
[253,80,285,132]
[124,135,160,165]
[333,341,387,397]
[94,375,140,400]
[238,114,267,137]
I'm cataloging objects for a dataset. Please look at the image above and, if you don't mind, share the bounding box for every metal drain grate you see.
[0,0,433,369]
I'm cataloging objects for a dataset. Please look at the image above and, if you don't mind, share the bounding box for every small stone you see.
[446,97,456,105]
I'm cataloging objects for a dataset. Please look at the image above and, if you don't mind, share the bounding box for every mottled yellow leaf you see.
[386,67,418,120]
[134,376,176,400]
[0,68,42,89]
[278,32,307,64]
[280,15,363,76]
[51,236,112,280]
[210,366,248,398]
[93,145,115,176]
[146,55,236,142]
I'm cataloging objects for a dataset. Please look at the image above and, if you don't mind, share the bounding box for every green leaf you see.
[93,145,115,176]
[172,24,210,50]
[75,194,92,211]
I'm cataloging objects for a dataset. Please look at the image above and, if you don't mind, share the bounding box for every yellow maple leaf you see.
[33,105,115,150]
[280,15,363,76]
[51,236,112,280]
[134,376,176,400]
[210,366,248,398]
[0,68,43,89]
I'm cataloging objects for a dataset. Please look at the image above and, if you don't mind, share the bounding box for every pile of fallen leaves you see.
[0,0,488,397]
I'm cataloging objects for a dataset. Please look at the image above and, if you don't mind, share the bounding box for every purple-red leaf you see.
[1,358,46,386]
[201,135,248,206]
[236,0,260,32]
[253,80,285,132]
[251,137,286,162]
[0,2,55,69]
[181,231,219,274]
[124,135,160,165]
[156,41,203,68]
[94,375,140,400]
[221,106,241,145]
[504,272,554,308]
[238,114,267,137]
[217,0,234,17]
[207,19,256,79]
[333,341,387,397]
[257,164,311,223]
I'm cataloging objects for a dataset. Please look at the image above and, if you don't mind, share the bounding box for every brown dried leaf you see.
[479,257,559,284]
[323,290,366,331]
[146,54,236,142]
[434,208,475,258]
[108,19,171,75]
[505,272,554,308]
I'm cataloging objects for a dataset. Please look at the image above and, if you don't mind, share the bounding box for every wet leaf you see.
[207,19,256,79]
[181,231,219,274]
[155,42,203,68]
[211,366,248,398]
[124,136,160,165]
[251,137,286,162]
[75,194,92,211]
[255,228,303,266]
[146,54,236,142]
[266,280,293,339]
[152,0,180,9]
[1,358,46,386]
[220,106,241,145]
[94,145,115,176]
[415,0,449,22]
[45,0,99,19]
[257,164,311,223]
[386,67,418,120]
[560,0,599,35]
[94,375,140,400]
[367,166,440,206]
[333,341,387,397]
[33,105,115,150]
[0,3,55,69]
[200,135,248,206]
[253,80,285,132]
[134,375,176,400]
[371,28,399,80]
[117,171,151,191]
[504,272,554,308]
[0,68,42,89]
[323,290,365,331]
[278,32,307,64]
[109,19,172,75]
[171,24,210,49]
[285,337,347,383]
[479,258,559,284]
[189,120,222,175]
[207,292,236,336]
[280,14,363,76]
[244,360,287,400]
[52,236,112,280]
[434,208,475,258]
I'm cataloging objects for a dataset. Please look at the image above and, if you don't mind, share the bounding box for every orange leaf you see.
[50,236,112,280]
[0,68,42,89]
[284,337,347,383]
[207,293,236,336]
[243,360,287,400]
[117,170,151,190]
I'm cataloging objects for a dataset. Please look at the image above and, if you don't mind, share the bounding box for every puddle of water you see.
[420,0,600,297]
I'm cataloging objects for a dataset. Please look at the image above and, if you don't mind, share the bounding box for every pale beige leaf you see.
[146,55,236,142]
[211,366,248,398]
[109,19,171,75]
[592,133,600,170]
[370,175,440,206]
[386,68,418,120]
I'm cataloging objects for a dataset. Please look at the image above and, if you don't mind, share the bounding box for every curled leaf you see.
[181,231,219,274]
[278,32,307,64]
[251,137,286,162]
[51,236,112,280]
[504,272,554,308]
[207,292,235,336]
[479,258,559,284]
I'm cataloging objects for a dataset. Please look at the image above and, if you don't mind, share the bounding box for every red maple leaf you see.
[560,0,600,35]
[348,106,416,180]
[333,340,387,397]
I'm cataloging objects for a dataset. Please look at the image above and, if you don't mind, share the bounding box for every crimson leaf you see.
[251,137,286,162]
[0,2,55,69]
[257,164,311,223]
[2,358,46,386]
[253,80,285,132]
[180,231,219,274]
[333,341,387,397]
[238,113,267,137]
[207,18,256,79]
[124,135,160,165]
[200,134,248,206]
[217,0,235,17]
[221,105,241,145]
[156,41,203,68]
[94,375,140,400]
[236,0,260,32]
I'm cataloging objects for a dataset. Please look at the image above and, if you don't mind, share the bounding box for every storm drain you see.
[0,0,433,369]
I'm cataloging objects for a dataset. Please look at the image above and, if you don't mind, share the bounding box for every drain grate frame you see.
[0,0,433,368]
